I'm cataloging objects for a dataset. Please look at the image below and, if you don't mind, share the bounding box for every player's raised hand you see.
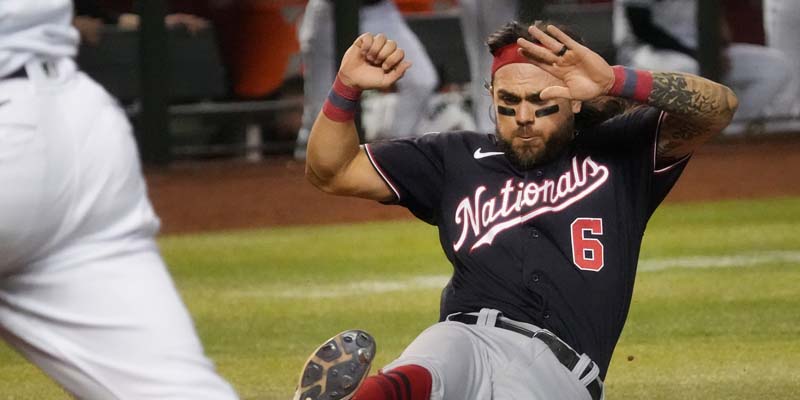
[517,24,615,101]
[337,33,412,90]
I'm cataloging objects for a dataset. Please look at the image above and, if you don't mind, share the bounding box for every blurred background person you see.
[763,0,800,117]
[295,0,439,159]
[613,0,796,125]
[73,0,123,45]
[73,0,209,45]
[458,0,518,133]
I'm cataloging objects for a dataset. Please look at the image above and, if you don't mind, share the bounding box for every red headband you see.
[491,42,550,76]
[491,43,530,76]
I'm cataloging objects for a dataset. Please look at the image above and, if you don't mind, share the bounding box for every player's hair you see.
[487,20,543,57]
[486,21,635,130]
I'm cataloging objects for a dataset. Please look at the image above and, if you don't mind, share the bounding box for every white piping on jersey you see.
[652,110,692,174]
[364,144,401,201]
[453,156,610,252]
[654,153,691,174]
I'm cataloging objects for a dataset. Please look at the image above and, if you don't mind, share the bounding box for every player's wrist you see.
[336,71,361,91]
[607,66,653,103]
[322,74,363,122]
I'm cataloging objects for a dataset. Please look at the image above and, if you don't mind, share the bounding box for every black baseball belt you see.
[448,313,604,400]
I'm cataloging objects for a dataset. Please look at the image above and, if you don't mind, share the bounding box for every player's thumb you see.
[539,86,572,101]
[387,61,412,83]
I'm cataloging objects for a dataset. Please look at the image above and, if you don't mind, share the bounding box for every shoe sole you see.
[294,330,376,400]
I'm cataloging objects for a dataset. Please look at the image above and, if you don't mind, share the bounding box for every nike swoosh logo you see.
[473,148,505,159]
[0,100,9,107]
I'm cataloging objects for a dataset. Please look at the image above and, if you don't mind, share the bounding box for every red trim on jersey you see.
[364,144,401,201]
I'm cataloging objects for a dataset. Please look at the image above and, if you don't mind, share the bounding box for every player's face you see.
[491,63,581,169]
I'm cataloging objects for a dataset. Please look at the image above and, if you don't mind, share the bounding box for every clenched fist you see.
[337,33,413,91]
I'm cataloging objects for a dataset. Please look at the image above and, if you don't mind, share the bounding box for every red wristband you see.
[322,75,362,122]
[332,75,361,100]
[608,66,653,103]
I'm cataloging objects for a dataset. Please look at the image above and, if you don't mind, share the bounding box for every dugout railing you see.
[78,26,297,162]
[78,3,620,163]
[85,3,797,163]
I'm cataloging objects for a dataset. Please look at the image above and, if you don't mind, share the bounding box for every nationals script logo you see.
[453,156,609,252]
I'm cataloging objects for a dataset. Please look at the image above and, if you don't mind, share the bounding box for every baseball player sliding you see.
[0,2,237,398]
[296,19,738,400]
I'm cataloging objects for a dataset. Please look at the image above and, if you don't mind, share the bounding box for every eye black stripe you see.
[498,105,516,116]
[535,104,560,117]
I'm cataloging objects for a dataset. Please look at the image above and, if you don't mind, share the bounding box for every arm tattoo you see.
[647,72,737,163]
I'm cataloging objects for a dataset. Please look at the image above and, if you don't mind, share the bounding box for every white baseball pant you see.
[459,0,518,134]
[0,58,238,399]
[382,308,602,400]
[764,0,800,116]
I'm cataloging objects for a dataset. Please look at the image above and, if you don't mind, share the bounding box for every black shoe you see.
[293,330,376,400]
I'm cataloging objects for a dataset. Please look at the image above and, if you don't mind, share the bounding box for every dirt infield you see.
[146,136,800,234]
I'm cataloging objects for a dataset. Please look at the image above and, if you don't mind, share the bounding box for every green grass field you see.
[1,197,798,399]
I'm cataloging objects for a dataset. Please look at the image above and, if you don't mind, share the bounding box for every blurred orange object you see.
[109,0,304,98]
[395,0,433,14]
[230,1,302,98]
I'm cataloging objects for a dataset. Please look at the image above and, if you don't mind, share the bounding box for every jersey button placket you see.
[527,270,544,288]
[529,228,540,239]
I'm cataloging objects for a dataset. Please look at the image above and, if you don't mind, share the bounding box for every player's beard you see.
[496,124,574,170]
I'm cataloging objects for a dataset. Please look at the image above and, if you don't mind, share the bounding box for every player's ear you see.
[571,99,582,114]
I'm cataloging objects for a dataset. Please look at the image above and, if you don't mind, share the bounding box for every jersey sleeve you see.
[364,133,447,224]
[579,106,690,215]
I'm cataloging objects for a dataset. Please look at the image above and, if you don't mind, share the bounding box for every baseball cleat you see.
[293,330,376,400]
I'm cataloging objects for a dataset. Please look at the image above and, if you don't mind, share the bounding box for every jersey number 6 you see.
[570,218,604,271]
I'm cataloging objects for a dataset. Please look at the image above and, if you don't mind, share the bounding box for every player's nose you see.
[516,103,535,126]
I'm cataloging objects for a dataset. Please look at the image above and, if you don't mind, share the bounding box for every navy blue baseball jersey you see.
[364,106,690,378]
